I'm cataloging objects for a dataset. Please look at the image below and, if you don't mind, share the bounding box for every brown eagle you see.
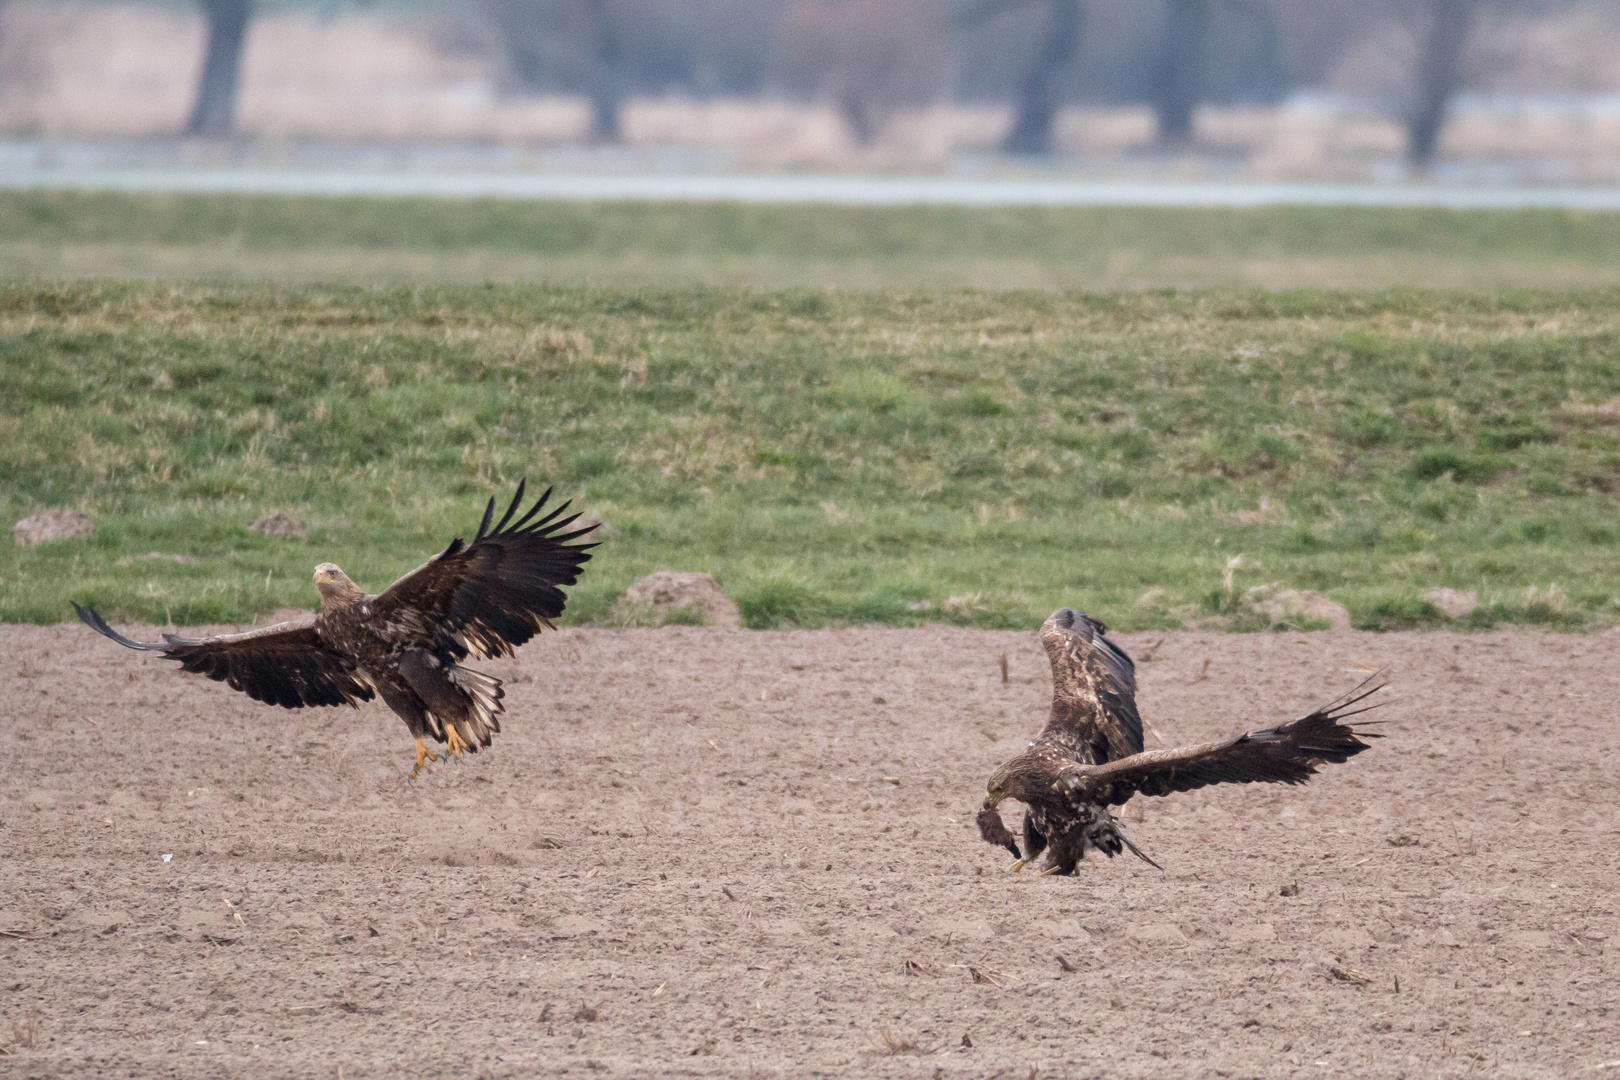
[73,481,597,776]
[977,608,1382,875]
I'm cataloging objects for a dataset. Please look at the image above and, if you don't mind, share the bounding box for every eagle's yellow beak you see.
[983,791,1003,810]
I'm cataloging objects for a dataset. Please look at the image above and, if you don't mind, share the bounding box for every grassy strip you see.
[6,191,1620,289]
[4,279,1620,630]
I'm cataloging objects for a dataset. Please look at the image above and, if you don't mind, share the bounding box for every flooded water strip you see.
[6,166,1620,209]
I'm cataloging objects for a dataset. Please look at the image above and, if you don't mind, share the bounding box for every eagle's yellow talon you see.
[1004,858,1025,874]
[443,726,470,761]
[1037,865,1065,877]
[410,738,440,778]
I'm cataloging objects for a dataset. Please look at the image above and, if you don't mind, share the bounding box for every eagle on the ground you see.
[74,481,597,776]
[976,608,1382,875]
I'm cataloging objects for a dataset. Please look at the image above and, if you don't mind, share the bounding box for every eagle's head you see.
[983,751,1060,810]
[983,763,1013,811]
[312,563,363,604]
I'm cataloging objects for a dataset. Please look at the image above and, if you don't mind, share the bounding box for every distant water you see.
[4,156,1620,209]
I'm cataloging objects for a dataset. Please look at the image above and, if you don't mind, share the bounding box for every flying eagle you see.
[73,481,597,776]
[977,608,1382,875]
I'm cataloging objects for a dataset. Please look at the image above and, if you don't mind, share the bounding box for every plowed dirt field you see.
[1,624,1615,1077]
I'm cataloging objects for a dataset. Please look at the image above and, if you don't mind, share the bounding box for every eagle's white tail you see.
[446,665,504,748]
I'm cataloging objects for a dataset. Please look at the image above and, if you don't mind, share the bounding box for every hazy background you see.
[5,0,1620,180]
[8,3,1620,640]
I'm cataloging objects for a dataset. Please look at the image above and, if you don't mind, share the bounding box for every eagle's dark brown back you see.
[1034,608,1143,765]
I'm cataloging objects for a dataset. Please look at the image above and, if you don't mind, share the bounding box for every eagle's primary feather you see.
[74,480,597,775]
[370,480,597,662]
[980,608,1382,875]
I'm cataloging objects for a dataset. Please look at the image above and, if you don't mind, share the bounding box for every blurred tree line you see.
[183,0,1604,164]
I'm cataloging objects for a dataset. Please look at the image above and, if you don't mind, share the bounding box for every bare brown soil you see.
[1,624,1616,1077]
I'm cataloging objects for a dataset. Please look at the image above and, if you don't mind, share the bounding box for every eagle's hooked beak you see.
[983,791,1003,810]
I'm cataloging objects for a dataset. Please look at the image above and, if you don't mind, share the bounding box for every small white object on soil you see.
[1425,588,1479,619]
[1244,584,1351,630]
[12,508,94,547]
[622,571,740,629]
[249,513,307,539]
[161,854,173,862]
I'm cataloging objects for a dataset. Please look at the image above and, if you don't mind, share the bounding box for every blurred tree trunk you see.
[582,0,623,141]
[1407,0,1476,167]
[1150,0,1207,144]
[779,0,952,148]
[184,0,252,138]
[1001,0,1079,155]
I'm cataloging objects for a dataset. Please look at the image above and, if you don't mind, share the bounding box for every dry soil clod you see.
[963,962,1007,987]
[869,1027,929,1056]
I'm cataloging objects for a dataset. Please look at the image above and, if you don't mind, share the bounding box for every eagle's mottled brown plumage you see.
[74,480,597,775]
[979,608,1382,875]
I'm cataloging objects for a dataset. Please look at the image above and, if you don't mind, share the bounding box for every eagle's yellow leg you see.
[1004,858,1026,874]
[410,738,440,778]
[443,725,471,762]
[1037,865,1065,877]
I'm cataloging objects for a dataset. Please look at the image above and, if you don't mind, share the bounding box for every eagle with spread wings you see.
[74,481,597,776]
[977,608,1382,875]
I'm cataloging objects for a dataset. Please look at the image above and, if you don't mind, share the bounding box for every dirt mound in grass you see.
[11,508,93,546]
[622,570,740,628]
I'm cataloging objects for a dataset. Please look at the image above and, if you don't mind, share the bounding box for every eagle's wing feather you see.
[1037,609,1144,761]
[1060,677,1384,802]
[1087,625,1141,758]
[370,480,598,660]
[73,602,373,710]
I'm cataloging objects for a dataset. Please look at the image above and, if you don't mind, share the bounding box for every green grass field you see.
[6,278,1620,631]
[8,190,1620,290]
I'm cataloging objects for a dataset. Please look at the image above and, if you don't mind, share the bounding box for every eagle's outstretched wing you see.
[370,480,599,661]
[72,602,374,710]
[1058,677,1384,804]
[1036,608,1143,762]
